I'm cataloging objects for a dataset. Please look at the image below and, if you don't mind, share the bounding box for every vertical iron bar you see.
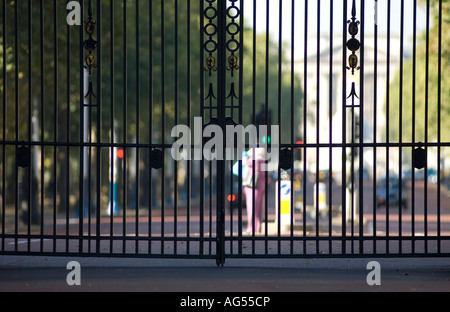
[373,0,378,254]
[290,0,295,254]
[385,0,391,255]
[265,0,270,253]
[424,0,430,253]
[208,22,213,257]
[27,0,32,251]
[174,0,178,255]
[123,0,128,254]
[87,0,93,256]
[209,159,212,255]
[199,0,205,257]
[350,83,355,254]
[88,75,93,254]
[88,50,92,254]
[14,0,18,251]
[148,0,153,255]
[238,0,244,254]
[233,0,244,256]
[316,0,320,254]
[160,0,165,255]
[328,0,334,254]
[186,0,191,255]
[216,0,227,267]
[359,0,364,255]
[278,0,283,254]
[53,0,58,252]
[42,0,47,253]
[342,0,348,255]
[412,0,417,254]
[302,0,308,255]
[251,0,258,253]
[66,10,71,253]
[226,1,236,246]
[1,0,6,252]
[110,0,115,254]
[399,0,405,254]
[80,0,86,254]
[96,0,102,255]
[437,0,442,254]
[135,0,140,255]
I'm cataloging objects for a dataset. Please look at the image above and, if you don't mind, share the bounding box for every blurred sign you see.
[276,181,293,227]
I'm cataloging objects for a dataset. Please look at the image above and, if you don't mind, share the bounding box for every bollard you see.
[276,180,294,230]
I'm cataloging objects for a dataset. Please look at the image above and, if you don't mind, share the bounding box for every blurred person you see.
[243,148,266,234]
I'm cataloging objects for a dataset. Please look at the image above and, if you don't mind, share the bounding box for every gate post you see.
[215,0,228,267]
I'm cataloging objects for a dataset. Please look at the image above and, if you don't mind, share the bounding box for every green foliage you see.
[388,0,450,143]
[240,28,303,144]
[0,0,302,144]
[0,0,303,210]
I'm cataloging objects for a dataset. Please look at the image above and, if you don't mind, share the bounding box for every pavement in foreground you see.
[0,256,449,292]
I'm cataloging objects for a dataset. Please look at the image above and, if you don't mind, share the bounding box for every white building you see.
[295,34,401,180]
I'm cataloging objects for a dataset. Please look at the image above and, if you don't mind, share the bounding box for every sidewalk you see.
[0,256,449,292]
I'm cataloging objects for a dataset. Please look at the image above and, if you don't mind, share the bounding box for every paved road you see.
[1,179,450,294]
[0,256,449,293]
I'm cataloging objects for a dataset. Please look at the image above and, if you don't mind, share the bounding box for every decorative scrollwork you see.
[346,0,360,75]
[202,0,242,113]
[204,0,218,76]
[205,56,217,73]
[83,0,97,100]
[227,55,239,71]
[226,0,240,76]
[205,83,217,106]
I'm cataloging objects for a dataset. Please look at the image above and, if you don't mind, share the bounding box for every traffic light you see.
[117,148,125,160]
[261,135,271,145]
[255,105,272,146]
[296,139,303,161]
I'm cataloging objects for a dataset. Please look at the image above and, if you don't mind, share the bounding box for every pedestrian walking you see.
[243,148,266,234]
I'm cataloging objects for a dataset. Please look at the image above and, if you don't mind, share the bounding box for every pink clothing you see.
[243,158,265,233]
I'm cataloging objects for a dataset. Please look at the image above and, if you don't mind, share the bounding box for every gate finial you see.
[346,0,360,75]
[83,0,97,78]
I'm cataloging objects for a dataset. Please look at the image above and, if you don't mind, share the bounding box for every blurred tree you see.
[240,29,303,145]
[0,0,303,215]
[388,0,450,143]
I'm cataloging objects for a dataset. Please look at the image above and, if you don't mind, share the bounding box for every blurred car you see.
[376,176,408,209]
[428,169,438,183]
[413,169,438,183]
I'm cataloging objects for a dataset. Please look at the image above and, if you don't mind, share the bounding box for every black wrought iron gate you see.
[1,0,450,265]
